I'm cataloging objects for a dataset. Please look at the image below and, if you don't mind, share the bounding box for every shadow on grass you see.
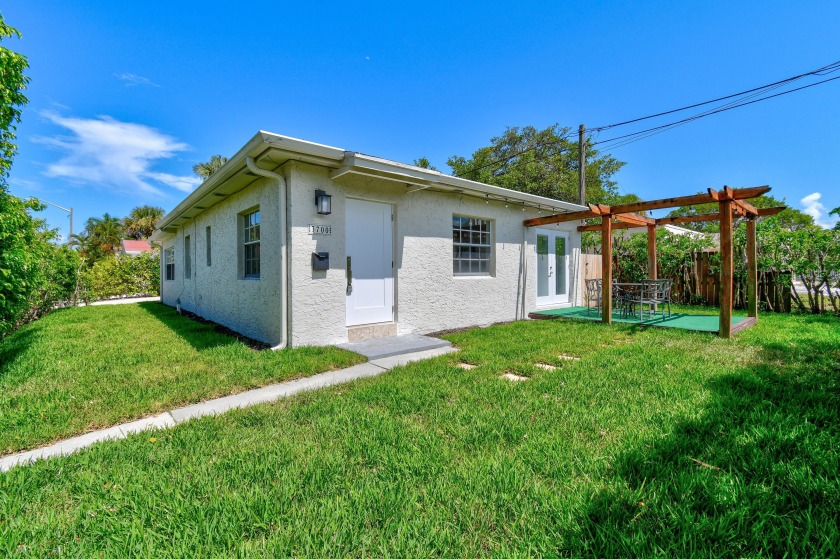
[136,302,257,352]
[0,328,37,381]
[566,328,840,556]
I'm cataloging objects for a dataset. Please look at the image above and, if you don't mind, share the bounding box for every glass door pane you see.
[537,234,548,297]
[555,236,567,296]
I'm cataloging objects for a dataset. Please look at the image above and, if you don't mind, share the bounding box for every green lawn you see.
[0,303,365,454]
[1,310,838,557]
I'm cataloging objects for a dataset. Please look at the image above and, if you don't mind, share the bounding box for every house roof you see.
[121,239,153,253]
[152,131,587,238]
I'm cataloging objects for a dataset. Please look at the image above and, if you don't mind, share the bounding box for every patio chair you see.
[641,279,672,318]
[614,283,640,319]
[585,279,603,316]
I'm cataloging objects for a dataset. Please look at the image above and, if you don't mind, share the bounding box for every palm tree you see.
[123,205,165,239]
[193,154,228,180]
[68,232,94,260]
[92,213,125,254]
[71,214,125,263]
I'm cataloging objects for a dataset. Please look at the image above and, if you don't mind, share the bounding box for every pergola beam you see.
[577,221,639,232]
[719,199,734,338]
[524,186,773,228]
[607,185,771,215]
[647,225,657,280]
[756,206,787,217]
[709,187,760,216]
[614,212,655,226]
[522,204,605,227]
[601,217,613,323]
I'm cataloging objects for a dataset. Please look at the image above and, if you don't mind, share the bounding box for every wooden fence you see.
[581,252,791,312]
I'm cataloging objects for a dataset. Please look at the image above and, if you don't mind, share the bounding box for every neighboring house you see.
[623,223,706,238]
[150,131,586,348]
[120,239,154,256]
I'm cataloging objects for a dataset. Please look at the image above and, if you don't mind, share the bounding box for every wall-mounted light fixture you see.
[315,189,332,215]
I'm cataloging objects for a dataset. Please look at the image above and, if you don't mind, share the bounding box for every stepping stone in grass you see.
[457,363,476,370]
[534,363,557,371]
[557,354,581,361]
[501,372,529,382]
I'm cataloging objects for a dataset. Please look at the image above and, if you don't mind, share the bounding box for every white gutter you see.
[245,157,290,351]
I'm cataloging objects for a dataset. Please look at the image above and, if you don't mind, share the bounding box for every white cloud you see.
[35,112,200,196]
[8,177,45,192]
[800,192,839,229]
[145,172,200,193]
[114,72,159,87]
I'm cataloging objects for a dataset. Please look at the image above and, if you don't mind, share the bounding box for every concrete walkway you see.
[84,296,160,306]
[0,345,456,473]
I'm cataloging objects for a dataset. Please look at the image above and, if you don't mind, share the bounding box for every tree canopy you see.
[193,154,228,180]
[446,124,626,205]
[0,13,29,185]
[123,205,164,240]
[412,157,438,171]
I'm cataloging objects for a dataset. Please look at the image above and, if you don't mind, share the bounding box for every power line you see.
[451,59,840,179]
[591,59,840,132]
[593,73,840,150]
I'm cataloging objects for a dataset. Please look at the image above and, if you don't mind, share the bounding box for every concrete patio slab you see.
[338,334,451,360]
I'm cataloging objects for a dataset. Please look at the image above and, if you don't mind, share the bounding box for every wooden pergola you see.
[523,186,786,338]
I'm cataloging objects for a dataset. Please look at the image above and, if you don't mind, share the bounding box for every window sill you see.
[453,274,494,279]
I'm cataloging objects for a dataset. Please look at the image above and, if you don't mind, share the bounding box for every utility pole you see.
[578,124,586,205]
[39,199,73,243]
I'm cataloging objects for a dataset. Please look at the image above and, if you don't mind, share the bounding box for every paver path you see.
[0,346,456,472]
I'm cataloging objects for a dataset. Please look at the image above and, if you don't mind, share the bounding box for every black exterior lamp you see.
[315,189,332,215]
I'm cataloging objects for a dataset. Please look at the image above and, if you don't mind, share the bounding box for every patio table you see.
[613,281,652,321]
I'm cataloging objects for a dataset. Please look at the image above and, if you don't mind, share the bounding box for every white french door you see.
[345,198,394,326]
[536,229,570,306]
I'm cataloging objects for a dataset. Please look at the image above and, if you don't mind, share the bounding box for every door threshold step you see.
[339,334,451,360]
[347,322,398,342]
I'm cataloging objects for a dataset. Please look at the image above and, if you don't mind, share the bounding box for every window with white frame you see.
[164,247,175,281]
[452,215,492,275]
[205,226,212,266]
[242,209,260,278]
[184,235,191,279]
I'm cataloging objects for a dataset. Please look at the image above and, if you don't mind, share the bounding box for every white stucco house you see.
[150,132,586,348]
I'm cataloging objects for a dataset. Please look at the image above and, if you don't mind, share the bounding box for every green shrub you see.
[79,252,159,301]
[0,191,81,336]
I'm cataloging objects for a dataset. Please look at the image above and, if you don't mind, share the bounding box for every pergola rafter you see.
[523,185,785,338]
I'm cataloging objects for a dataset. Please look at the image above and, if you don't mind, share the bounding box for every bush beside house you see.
[78,251,160,302]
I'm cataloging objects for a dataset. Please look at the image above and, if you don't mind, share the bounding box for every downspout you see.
[245,157,289,350]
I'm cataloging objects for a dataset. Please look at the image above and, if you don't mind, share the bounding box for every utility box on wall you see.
[311,252,329,271]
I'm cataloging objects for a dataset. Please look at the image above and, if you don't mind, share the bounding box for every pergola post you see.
[746,216,758,318]
[647,225,657,279]
[719,199,734,338]
[601,217,613,323]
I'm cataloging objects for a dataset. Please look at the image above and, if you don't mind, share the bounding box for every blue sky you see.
[5,1,840,238]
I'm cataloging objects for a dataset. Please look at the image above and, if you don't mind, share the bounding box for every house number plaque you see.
[308,224,332,236]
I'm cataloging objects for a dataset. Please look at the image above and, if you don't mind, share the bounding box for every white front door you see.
[536,229,570,306]
[346,198,394,326]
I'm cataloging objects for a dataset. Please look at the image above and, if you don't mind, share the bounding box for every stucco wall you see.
[288,163,582,347]
[159,162,582,348]
[159,175,283,345]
